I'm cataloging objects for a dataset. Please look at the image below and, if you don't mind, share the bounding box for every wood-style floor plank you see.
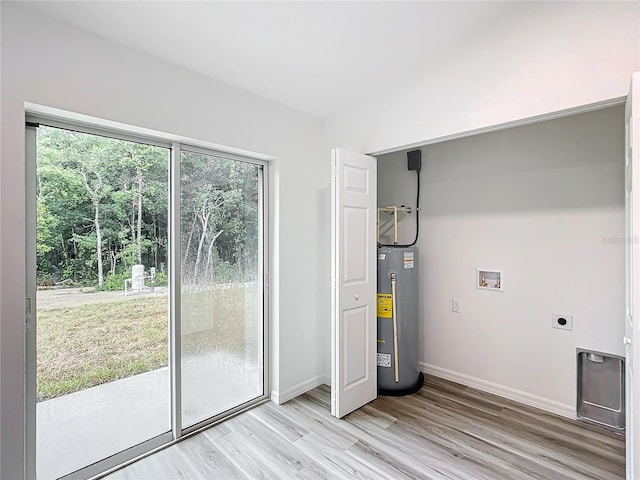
[105,376,625,480]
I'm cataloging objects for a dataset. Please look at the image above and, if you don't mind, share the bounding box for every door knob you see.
[354,294,359,300]
[624,336,632,346]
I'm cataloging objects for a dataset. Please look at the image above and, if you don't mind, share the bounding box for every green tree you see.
[36,127,169,287]
[35,126,258,289]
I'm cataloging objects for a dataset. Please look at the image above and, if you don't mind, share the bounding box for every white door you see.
[331,148,377,418]
[625,71,640,480]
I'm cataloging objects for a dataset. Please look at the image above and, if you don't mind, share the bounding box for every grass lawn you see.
[36,285,256,402]
[37,297,168,402]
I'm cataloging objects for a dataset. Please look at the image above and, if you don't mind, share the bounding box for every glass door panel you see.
[180,150,264,428]
[34,126,171,479]
[28,123,268,479]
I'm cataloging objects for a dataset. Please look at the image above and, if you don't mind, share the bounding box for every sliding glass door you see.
[32,125,172,480]
[26,120,268,480]
[180,150,265,428]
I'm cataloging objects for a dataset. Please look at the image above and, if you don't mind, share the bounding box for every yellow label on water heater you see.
[377,293,392,318]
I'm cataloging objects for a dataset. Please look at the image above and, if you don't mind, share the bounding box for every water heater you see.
[376,246,423,395]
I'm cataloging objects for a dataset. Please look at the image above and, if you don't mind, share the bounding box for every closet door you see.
[331,148,377,418]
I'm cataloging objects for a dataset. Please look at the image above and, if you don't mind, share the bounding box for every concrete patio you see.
[37,354,261,480]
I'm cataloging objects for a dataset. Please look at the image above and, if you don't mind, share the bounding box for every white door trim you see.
[625,71,640,480]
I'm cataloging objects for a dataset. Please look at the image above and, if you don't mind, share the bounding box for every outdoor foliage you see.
[180,151,259,286]
[36,127,260,287]
[37,127,169,287]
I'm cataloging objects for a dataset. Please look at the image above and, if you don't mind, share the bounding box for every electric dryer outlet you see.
[552,314,573,331]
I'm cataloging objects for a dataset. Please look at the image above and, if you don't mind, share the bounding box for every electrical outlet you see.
[452,298,462,313]
[552,313,573,331]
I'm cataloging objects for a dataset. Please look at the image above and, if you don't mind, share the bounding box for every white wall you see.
[0,4,329,478]
[377,105,625,415]
[326,1,639,155]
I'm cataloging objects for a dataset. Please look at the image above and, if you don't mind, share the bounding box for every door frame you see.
[25,123,37,480]
[625,71,640,480]
[24,113,271,479]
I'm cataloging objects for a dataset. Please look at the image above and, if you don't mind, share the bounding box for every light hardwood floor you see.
[105,376,625,479]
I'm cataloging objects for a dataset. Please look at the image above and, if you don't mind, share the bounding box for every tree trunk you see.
[192,206,211,283]
[204,230,223,281]
[153,216,158,268]
[94,202,104,287]
[110,247,117,276]
[136,168,143,265]
[61,235,67,261]
[71,227,78,257]
[78,167,105,287]
[183,209,198,265]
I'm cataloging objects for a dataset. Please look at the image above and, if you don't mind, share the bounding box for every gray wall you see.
[377,105,625,415]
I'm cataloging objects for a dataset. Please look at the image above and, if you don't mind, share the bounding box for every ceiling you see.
[20,1,525,119]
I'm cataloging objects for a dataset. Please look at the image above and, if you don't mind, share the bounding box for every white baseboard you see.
[420,363,575,419]
[271,374,330,405]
